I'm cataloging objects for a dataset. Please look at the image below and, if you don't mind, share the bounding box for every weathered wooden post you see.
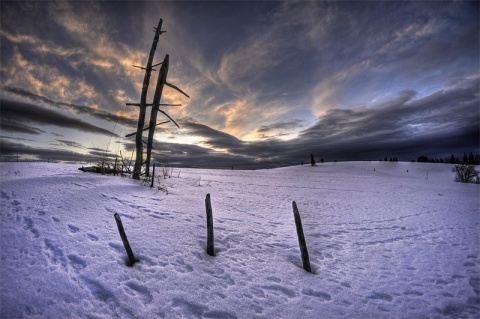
[205,193,215,256]
[292,201,312,273]
[151,164,155,188]
[132,19,165,180]
[113,213,138,266]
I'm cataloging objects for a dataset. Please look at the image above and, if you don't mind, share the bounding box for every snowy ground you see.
[0,161,479,318]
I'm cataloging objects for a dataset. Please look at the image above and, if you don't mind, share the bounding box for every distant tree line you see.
[379,157,399,162]
[416,152,479,165]
[305,152,480,165]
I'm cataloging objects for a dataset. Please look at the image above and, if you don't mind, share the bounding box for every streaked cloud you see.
[0,139,98,163]
[1,99,118,137]
[1,87,137,128]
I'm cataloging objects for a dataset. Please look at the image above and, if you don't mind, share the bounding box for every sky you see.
[0,1,479,168]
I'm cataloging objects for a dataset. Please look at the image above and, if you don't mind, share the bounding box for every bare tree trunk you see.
[133,19,164,180]
[145,54,169,176]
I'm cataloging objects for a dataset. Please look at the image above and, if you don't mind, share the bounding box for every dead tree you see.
[131,19,165,180]
[144,54,189,177]
[126,19,188,178]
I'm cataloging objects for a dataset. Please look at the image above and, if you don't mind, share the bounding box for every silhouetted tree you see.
[417,156,429,163]
[468,152,475,165]
[450,154,456,164]
[453,164,479,183]
[310,154,316,166]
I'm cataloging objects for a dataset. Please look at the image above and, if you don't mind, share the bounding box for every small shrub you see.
[452,164,479,184]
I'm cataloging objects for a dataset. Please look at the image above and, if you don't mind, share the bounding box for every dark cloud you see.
[3,75,477,167]
[300,78,479,145]
[1,87,137,128]
[169,77,479,166]
[0,139,98,163]
[54,140,86,149]
[1,99,118,137]
[0,135,36,143]
[1,120,46,135]
[181,121,244,150]
[151,141,258,169]
[88,150,116,159]
[257,120,305,133]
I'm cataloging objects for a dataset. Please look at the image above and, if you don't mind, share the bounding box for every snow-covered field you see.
[0,161,478,318]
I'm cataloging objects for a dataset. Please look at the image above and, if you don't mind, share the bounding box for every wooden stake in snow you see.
[292,201,312,273]
[205,194,215,256]
[151,164,155,188]
[114,213,138,266]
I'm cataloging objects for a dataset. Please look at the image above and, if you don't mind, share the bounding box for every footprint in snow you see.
[262,284,296,298]
[301,288,332,301]
[43,239,67,270]
[266,276,282,283]
[81,276,116,302]
[73,183,89,189]
[23,217,40,238]
[87,233,99,241]
[124,281,152,303]
[67,254,87,272]
[108,242,124,254]
[367,292,393,302]
[203,310,238,319]
[67,224,80,233]
[11,199,22,212]
[170,298,209,317]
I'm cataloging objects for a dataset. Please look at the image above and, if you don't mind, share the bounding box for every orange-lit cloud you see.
[115,110,137,120]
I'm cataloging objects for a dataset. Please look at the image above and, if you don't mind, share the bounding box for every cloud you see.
[1,87,137,128]
[171,76,479,166]
[257,120,305,135]
[0,99,119,137]
[182,121,244,151]
[4,74,476,167]
[0,139,98,163]
[1,120,45,135]
[298,76,479,157]
[150,141,258,169]
[0,2,148,114]
[54,140,86,149]
[0,29,84,58]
